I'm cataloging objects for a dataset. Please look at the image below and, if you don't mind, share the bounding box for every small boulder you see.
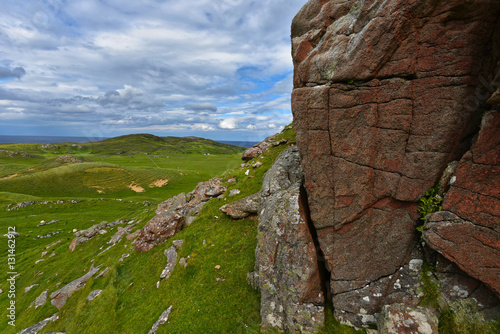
[148,305,172,334]
[377,304,438,334]
[134,212,185,252]
[87,289,102,301]
[118,253,130,262]
[229,189,241,196]
[252,161,263,168]
[160,246,178,280]
[34,289,49,309]
[17,314,59,334]
[50,265,100,309]
[220,192,260,219]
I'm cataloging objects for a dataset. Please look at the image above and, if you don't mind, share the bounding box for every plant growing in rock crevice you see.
[417,185,443,220]
[439,299,500,334]
[416,185,443,239]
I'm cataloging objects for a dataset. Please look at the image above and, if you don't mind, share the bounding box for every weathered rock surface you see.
[423,111,500,298]
[424,211,500,298]
[241,132,289,161]
[220,192,260,219]
[377,304,438,334]
[134,212,184,252]
[86,289,102,301]
[148,305,172,334]
[50,265,100,309]
[242,140,272,161]
[135,179,226,252]
[437,111,500,232]
[291,0,500,326]
[17,313,58,334]
[69,220,126,251]
[160,241,182,280]
[432,254,500,319]
[108,225,134,245]
[34,289,48,309]
[253,147,324,333]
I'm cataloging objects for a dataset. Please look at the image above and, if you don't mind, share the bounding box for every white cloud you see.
[0,0,306,140]
[219,118,238,129]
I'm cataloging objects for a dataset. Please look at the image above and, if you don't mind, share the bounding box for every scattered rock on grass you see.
[50,265,100,309]
[377,304,438,334]
[148,306,172,334]
[69,220,127,251]
[17,313,59,334]
[108,226,133,245]
[34,289,48,309]
[95,267,110,279]
[118,253,130,262]
[252,161,263,168]
[87,289,102,301]
[25,284,38,293]
[229,189,240,196]
[126,229,140,241]
[160,241,183,280]
[220,192,260,219]
[135,179,226,252]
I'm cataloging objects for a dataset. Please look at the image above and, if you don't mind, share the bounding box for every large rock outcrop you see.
[135,178,226,252]
[424,110,500,298]
[290,0,500,327]
[251,147,325,333]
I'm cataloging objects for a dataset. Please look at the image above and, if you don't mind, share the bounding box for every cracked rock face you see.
[254,147,325,333]
[423,111,500,298]
[50,265,100,309]
[291,0,500,327]
[377,304,438,334]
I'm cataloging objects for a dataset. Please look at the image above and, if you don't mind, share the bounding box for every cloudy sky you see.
[0,0,306,142]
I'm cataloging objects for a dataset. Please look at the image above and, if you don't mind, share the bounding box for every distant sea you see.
[0,135,258,148]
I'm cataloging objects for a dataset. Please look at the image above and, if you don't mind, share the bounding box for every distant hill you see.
[86,134,246,155]
[0,134,246,157]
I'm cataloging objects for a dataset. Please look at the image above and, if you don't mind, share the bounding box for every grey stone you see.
[50,265,100,309]
[219,192,260,219]
[148,305,172,334]
[108,226,133,245]
[254,146,324,333]
[160,246,178,279]
[118,253,130,262]
[86,289,103,301]
[229,189,241,196]
[25,284,38,293]
[34,289,48,309]
[172,239,184,249]
[377,304,438,334]
[17,313,59,334]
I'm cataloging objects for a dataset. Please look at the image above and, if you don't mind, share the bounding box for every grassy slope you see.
[0,129,362,334]
[0,135,244,201]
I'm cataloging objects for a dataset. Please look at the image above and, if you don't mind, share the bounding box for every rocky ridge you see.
[245,0,500,331]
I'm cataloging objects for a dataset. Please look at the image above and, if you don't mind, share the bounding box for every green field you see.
[0,134,244,201]
[0,130,363,334]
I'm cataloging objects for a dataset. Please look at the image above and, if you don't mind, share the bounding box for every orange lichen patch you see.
[0,173,18,180]
[91,186,105,194]
[149,179,169,188]
[129,182,145,193]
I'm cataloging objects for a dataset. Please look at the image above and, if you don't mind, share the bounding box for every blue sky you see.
[0,0,306,142]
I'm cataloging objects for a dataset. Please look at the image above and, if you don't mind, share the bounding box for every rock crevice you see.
[290,0,500,328]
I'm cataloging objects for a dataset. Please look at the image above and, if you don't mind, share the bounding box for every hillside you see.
[0,125,366,334]
[0,135,245,201]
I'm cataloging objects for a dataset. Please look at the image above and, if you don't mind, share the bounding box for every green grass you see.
[0,128,364,333]
[0,134,245,201]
